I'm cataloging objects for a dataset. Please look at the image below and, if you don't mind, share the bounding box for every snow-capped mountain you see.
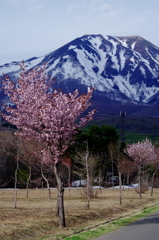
[1,34,159,117]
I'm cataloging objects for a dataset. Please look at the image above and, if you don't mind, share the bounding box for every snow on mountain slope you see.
[1,34,159,106]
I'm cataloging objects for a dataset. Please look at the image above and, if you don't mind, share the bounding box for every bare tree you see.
[74,143,98,209]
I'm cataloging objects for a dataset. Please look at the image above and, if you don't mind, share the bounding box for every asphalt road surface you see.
[96,211,159,240]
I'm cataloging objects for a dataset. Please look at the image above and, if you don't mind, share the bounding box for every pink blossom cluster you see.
[125,138,157,167]
[2,63,95,164]
[153,147,159,169]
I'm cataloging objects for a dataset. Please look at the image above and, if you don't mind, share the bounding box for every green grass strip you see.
[61,204,159,240]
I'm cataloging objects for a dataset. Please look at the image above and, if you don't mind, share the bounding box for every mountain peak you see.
[1,34,159,117]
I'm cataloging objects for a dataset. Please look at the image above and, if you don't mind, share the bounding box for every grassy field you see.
[0,187,159,240]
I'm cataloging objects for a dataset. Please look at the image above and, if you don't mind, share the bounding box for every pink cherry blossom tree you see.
[119,155,137,187]
[2,62,95,227]
[150,146,159,196]
[125,139,157,199]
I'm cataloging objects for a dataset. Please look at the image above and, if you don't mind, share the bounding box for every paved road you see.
[96,211,159,240]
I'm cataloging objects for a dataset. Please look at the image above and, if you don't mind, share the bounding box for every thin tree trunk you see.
[151,169,157,196]
[86,140,91,209]
[42,181,44,198]
[14,164,18,208]
[14,148,19,208]
[53,164,66,228]
[26,166,31,198]
[119,171,122,204]
[118,146,122,205]
[86,172,91,209]
[122,176,125,190]
[98,172,101,188]
[111,158,114,188]
[127,175,130,191]
[41,166,51,200]
[138,166,142,199]
[67,166,71,197]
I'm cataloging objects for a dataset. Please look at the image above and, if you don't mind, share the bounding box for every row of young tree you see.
[1,125,159,205]
[0,124,119,188]
[1,63,159,228]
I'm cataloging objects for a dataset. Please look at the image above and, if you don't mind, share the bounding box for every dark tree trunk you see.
[14,164,18,208]
[151,169,157,196]
[53,164,66,228]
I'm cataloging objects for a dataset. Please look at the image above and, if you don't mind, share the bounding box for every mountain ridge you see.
[1,34,159,118]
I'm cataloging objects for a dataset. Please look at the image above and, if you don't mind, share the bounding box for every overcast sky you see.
[1,0,159,65]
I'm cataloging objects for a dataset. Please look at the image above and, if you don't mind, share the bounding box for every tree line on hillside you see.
[93,115,159,143]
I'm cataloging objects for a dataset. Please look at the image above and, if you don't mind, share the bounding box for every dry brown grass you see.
[0,187,159,240]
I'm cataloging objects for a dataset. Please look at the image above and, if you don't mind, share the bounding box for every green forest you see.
[90,115,159,143]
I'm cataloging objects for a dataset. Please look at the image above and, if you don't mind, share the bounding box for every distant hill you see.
[90,115,159,144]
